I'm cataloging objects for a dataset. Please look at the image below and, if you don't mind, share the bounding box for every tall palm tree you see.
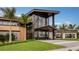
[59,24,67,39]
[18,14,30,39]
[1,7,16,43]
[18,14,30,26]
[67,24,76,29]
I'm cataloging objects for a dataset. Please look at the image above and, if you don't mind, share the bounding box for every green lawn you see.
[0,40,65,51]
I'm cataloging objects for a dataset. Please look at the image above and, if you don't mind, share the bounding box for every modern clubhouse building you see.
[26,9,59,40]
[0,9,78,41]
[26,9,78,40]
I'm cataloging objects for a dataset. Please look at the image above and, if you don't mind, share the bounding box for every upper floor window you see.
[38,16,45,27]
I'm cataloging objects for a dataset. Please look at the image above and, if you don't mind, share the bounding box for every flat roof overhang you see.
[0,17,25,25]
[0,17,18,22]
[34,25,56,32]
[26,9,59,17]
[0,30,20,32]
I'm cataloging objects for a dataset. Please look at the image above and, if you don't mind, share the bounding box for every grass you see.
[0,40,65,51]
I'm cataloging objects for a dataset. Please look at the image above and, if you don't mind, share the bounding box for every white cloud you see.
[55,22,61,25]
[15,14,21,17]
[56,21,72,25]
[64,21,72,25]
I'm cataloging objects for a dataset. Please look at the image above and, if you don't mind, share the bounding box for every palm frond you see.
[0,7,16,19]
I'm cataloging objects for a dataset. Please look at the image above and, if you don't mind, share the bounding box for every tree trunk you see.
[9,20,12,43]
[25,24,26,40]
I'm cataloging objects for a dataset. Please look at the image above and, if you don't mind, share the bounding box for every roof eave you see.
[26,9,60,16]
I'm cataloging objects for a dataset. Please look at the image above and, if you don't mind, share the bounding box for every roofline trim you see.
[26,9,60,16]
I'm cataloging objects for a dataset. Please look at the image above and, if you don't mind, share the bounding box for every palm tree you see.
[59,24,67,39]
[75,25,79,29]
[18,14,30,26]
[1,7,16,43]
[67,24,76,29]
[54,25,58,29]
[18,14,30,39]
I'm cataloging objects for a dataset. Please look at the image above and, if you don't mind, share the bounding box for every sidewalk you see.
[53,46,79,51]
[39,40,79,51]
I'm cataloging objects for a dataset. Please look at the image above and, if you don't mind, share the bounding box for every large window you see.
[0,31,19,40]
[0,21,18,26]
[39,32,45,37]
[12,32,19,40]
[34,15,46,28]
[55,33,61,38]
[38,17,45,27]
[34,31,45,38]
[65,33,76,38]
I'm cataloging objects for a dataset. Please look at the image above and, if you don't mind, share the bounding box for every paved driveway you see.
[39,40,79,51]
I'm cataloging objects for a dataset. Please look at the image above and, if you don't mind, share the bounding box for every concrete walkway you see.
[39,40,79,51]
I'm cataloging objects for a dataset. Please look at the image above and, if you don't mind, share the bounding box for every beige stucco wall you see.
[49,32,53,39]
[63,33,77,39]
[0,25,19,31]
[19,26,26,41]
[0,25,26,41]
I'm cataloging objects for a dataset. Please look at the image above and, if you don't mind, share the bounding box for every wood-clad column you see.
[31,14,35,39]
[52,14,55,40]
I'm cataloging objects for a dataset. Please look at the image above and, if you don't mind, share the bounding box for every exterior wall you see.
[63,33,77,39]
[31,14,48,39]
[0,25,19,31]
[49,32,53,39]
[55,33,61,39]
[0,25,26,41]
[19,26,26,41]
[55,32,77,39]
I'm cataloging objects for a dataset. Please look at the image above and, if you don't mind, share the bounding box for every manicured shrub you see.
[5,33,9,42]
[0,34,6,44]
[5,33,16,41]
[0,33,16,44]
[11,33,16,41]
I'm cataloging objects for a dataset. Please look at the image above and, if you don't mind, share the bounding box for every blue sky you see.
[1,7,79,25]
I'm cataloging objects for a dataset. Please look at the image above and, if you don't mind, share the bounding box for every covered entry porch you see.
[34,25,56,40]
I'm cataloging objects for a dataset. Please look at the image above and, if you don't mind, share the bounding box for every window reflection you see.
[65,34,75,38]
[0,21,18,26]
